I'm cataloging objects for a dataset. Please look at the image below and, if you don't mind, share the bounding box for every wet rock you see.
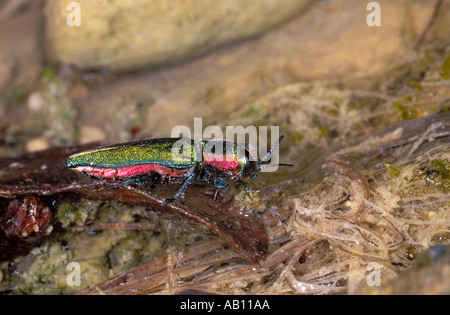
[44,0,313,72]
[0,196,52,239]
[0,196,53,262]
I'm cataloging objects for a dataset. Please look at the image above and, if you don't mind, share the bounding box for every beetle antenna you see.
[258,135,285,164]
[251,163,293,178]
[250,135,293,178]
[258,163,294,171]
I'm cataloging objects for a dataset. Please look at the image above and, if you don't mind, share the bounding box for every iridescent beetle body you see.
[66,137,291,205]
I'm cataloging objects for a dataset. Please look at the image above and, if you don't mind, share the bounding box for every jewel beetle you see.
[65,136,292,205]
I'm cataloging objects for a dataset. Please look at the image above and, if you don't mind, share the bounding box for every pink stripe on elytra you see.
[203,155,240,172]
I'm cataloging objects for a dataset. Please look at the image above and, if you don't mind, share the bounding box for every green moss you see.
[288,133,303,143]
[394,103,419,121]
[441,56,450,79]
[319,126,328,138]
[385,163,401,177]
[439,102,450,113]
[410,80,422,91]
[43,67,56,80]
[57,204,85,226]
[415,159,450,192]
[10,243,73,295]
[0,88,28,103]
[242,102,265,118]
[430,159,448,175]
[56,200,101,227]
[403,95,413,102]
[330,101,340,115]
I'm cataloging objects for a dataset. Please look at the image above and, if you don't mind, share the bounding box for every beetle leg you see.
[162,163,198,206]
[213,178,228,201]
[103,178,135,189]
[203,176,228,201]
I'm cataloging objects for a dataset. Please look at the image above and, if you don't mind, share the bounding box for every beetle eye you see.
[244,161,258,178]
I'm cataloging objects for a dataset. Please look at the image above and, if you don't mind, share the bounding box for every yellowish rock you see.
[44,0,313,72]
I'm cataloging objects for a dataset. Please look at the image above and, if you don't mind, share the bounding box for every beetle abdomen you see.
[73,164,188,180]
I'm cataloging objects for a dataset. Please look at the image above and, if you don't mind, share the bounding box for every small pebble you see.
[27,91,46,112]
[26,137,50,152]
[79,125,106,144]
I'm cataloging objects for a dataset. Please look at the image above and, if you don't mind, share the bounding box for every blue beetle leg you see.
[212,178,228,201]
[162,163,198,206]
[203,176,228,201]
[103,178,135,189]
[162,174,195,206]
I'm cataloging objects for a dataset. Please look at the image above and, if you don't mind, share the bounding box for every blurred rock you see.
[0,0,44,94]
[79,125,106,144]
[44,0,313,72]
[69,83,89,101]
[27,91,46,112]
[69,0,440,139]
[0,0,44,21]
[26,137,49,153]
[358,245,450,295]
[0,100,7,127]
[0,56,15,91]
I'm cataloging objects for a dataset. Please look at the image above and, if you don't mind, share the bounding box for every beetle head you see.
[242,135,293,178]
